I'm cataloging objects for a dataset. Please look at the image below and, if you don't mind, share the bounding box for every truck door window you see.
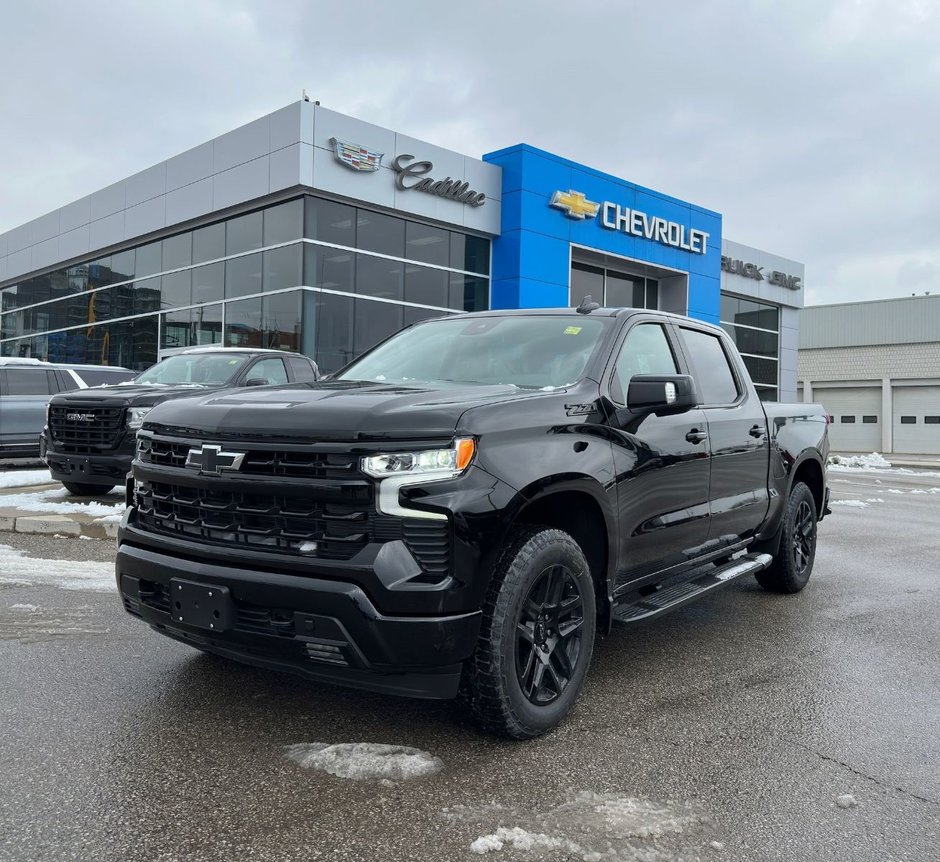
[288,357,318,382]
[249,358,288,385]
[680,328,739,405]
[610,324,677,403]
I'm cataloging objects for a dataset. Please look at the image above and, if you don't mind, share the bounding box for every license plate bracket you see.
[169,579,234,631]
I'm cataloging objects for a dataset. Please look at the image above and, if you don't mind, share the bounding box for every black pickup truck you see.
[117,306,830,738]
[42,347,318,495]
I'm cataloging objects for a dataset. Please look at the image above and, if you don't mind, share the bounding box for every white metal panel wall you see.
[893,386,940,455]
[817,387,882,452]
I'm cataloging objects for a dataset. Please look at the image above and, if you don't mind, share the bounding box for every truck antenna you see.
[576,295,600,314]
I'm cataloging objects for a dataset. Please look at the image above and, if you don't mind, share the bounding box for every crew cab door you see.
[604,320,711,582]
[675,324,770,547]
[0,368,58,450]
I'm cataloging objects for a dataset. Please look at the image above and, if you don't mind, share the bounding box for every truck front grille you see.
[49,405,126,453]
[145,437,357,479]
[136,480,373,560]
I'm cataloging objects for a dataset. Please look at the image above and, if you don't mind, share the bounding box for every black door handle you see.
[749,424,766,438]
[685,429,708,444]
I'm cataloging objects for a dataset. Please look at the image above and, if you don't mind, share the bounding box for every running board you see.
[612,553,773,625]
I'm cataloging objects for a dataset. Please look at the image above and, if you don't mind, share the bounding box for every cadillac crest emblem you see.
[330,137,383,172]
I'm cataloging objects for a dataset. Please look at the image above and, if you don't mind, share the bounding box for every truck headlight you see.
[361,438,476,479]
[126,407,151,430]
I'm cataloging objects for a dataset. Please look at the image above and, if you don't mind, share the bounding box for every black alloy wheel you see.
[459,526,596,739]
[791,499,816,575]
[516,564,585,705]
[756,480,818,594]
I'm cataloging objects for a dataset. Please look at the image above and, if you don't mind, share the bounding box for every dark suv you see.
[42,347,318,495]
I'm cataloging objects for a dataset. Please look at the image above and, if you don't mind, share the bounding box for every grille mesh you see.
[49,405,126,453]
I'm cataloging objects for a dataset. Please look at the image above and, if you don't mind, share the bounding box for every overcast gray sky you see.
[1,0,937,305]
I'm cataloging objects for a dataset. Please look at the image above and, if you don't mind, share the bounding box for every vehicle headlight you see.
[126,407,152,430]
[361,438,476,479]
[136,433,152,461]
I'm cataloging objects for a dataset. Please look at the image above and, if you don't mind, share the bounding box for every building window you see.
[1,195,490,373]
[862,415,878,423]
[841,416,856,423]
[721,293,780,401]
[925,416,940,425]
[570,262,658,310]
[900,416,916,424]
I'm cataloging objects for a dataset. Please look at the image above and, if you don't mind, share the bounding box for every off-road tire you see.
[756,481,818,594]
[62,482,114,496]
[459,525,596,739]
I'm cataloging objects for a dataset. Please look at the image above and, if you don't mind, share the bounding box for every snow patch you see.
[0,544,115,592]
[470,827,568,856]
[835,794,858,809]
[885,489,905,494]
[0,488,124,518]
[449,791,707,861]
[863,498,885,503]
[830,499,869,508]
[284,742,443,782]
[829,452,892,469]
[0,469,54,489]
[9,603,38,611]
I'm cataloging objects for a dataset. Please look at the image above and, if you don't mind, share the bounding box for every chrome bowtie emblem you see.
[185,444,245,475]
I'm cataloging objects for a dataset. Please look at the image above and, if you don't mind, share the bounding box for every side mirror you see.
[627,374,696,415]
[245,377,268,387]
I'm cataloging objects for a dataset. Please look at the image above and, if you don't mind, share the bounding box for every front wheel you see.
[459,526,596,739]
[756,481,818,593]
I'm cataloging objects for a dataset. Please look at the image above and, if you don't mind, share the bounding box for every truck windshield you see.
[337,315,609,389]
[133,353,249,386]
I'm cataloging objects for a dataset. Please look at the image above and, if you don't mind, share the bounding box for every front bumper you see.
[116,540,482,699]
[42,431,133,487]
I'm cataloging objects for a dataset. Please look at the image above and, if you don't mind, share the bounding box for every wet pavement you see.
[0,469,938,861]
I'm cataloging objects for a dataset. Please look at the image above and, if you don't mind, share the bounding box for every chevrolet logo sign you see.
[550,189,600,220]
[185,444,246,475]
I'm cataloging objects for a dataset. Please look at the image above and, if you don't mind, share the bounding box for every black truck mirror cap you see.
[627,374,696,415]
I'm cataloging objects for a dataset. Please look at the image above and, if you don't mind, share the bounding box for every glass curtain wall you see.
[570,261,659,310]
[0,196,491,372]
[719,293,780,401]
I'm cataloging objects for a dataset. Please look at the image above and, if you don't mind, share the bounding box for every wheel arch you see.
[500,476,617,620]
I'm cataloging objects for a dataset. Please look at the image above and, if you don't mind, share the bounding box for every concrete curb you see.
[0,480,122,541]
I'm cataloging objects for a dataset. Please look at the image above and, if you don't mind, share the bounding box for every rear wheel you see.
[459,526,596,739]
[756,481,818,593]
[62,482,114,496]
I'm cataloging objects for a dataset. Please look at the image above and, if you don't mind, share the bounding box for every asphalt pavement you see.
[0,468,938,861]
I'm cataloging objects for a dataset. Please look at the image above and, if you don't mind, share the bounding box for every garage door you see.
[893,385,940,455]
[816,387,882,452]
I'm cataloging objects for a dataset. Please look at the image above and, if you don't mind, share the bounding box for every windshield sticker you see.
[564,326,583,335]
[228,359,239,364]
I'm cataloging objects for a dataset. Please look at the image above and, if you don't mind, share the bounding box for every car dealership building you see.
[0,101,804,400]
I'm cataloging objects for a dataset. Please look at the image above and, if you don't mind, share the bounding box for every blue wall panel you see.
[484,144,722,321]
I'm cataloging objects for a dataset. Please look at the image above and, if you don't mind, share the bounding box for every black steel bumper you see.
[42,431,133,488]
[115,539,482,700]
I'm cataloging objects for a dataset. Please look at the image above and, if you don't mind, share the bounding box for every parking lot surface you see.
[0,468,938,861]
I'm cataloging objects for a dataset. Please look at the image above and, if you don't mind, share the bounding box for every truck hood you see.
[142,380,548,442]
[50,382,217,408]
